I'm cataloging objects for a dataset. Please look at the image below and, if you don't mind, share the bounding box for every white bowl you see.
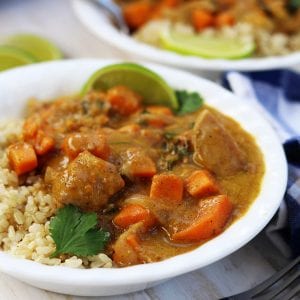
[72,0,300,72]
[0,59,287,296]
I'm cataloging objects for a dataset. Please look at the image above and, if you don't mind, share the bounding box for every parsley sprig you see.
[50,205,110,258]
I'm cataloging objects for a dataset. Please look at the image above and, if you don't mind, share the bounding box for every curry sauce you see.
[7,86,264,266]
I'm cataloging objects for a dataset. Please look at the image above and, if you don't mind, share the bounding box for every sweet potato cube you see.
[113,204,157,229]
[107,86,141,116]
[150,173,183,204]
[185,170,219,198]
[146,105,173,116]
[7,142,38,175]
[172,195,233,242]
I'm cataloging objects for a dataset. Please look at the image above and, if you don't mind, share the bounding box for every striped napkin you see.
[223,69,300,258]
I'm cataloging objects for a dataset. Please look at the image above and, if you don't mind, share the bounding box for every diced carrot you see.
[215,12,235,27]
[150,173,183,204]
[62,132,110,160]
[146,105,173,116]
[34,130,55,156]
[122,149,157,178]
[118,124,141,134]
[107,86,141,116]
[23,117,39,141]
[192,9,214,32]
[113,204,157,229]
[162,0,181,7]
[147,118,168,128]
[185,170,220,198]
[123,1,153,30]
[129,156,157,177]
[172,195,233,242]
[217,0,236,7]
[7,142,38,175]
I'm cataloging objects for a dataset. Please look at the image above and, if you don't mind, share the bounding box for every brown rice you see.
[0,120,112,268]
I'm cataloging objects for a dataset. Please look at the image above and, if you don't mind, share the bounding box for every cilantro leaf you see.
[175,90,204,115]
[49,205,110,257]
[290,0,300,8]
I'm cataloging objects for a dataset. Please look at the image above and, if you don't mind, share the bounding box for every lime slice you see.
[81,63,178,109]
[4,34,62,62]
[160,29,255,59]
[0,46,36,71]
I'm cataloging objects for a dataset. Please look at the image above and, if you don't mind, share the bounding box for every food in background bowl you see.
[117,0,300,58]
[0,63,264,268]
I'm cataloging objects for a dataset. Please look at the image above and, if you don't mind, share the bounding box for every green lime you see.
[160,29,255,59]
[81,63,178,109]
[0,46,36,71]
[4,34,62,62]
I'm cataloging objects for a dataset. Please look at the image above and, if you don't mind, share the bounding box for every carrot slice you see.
[146,105,173,116]
[185,170,220,198]
[122,149,157,178]
[107,85,141,116]
[215,12,235,27]
[23,117,39,140]
[118,124,141,134]
[113,204,157,229]
[172,195,233,242]
[150,173,183,204]
[34,130,55,155]
[7,142,38,175]
[192,9,214,32]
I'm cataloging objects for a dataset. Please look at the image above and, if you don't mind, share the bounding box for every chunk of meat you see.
[193,110,247,176]
[50,151,125,211]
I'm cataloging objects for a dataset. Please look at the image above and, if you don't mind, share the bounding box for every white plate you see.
[72,0,300,71]
[0,59,287,296]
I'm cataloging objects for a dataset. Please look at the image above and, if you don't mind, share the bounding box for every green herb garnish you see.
[175,90,204,115]
[50,205,110,258]
[289,0,300,9]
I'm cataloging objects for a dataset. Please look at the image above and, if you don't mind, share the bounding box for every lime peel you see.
[81,63,178,110]
[0,46,36,71]
[4,34,62,62]
[160,28,255,59]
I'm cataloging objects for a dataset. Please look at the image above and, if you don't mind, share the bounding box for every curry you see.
[6,84,264,267]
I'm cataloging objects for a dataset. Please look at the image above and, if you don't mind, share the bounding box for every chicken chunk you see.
[193,110,247,176]
[50,151,125,211]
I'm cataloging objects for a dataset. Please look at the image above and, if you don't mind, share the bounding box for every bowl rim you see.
[72,0,300,71]
[0,59,288,288]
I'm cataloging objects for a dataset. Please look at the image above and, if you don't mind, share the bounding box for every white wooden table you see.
[0,0,290,299]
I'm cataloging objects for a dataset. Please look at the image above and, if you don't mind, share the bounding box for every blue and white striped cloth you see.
[223,70,300,258]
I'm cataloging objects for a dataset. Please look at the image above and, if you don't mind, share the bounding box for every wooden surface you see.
[0,0,290,299]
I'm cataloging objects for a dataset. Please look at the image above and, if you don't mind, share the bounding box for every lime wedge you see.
[0,46,36,71]
[160,29,255,59]
[4,34,62,62]
[81,63,178,109]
